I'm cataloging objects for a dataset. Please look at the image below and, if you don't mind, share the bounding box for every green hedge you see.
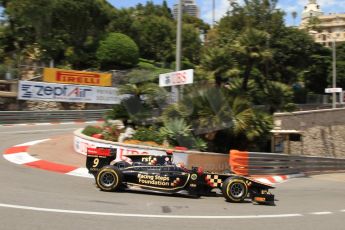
[96,33,139,69]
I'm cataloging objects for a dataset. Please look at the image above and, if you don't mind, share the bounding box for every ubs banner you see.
[18,81,121,104]
[43,68,112,86]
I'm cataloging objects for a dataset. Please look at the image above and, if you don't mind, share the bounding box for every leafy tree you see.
[107,1,204,66]
[203,0,331,106]
[130,15,175,63]
[221,0,285,35]
[96,33,139,69]
[305,16,322,32]
[107,8,135,36]
[1,0,115,68]
[269,27,319,84]
[304,46,331,94]
[181,23,202,64]
[182,14,210,34]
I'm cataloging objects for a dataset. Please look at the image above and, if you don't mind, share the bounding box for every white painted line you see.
[3,153,39,165]
[310,212,332,215]
[15,139,50,147]
[66,168,94,178]
[340,210,345,212]
[2,128,77,134]
[15,124,29,126]
[0,203,303,219]
[60,122,76,125]
[35,123,52,126]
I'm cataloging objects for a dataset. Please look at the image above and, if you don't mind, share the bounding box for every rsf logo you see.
[21,84,92,99]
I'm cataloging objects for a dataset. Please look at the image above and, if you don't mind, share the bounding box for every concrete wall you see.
[273,108,345,158]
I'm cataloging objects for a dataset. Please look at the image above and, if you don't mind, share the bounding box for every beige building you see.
[300,0,345,47]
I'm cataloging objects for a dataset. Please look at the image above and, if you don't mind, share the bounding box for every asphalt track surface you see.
[1,124,345,230]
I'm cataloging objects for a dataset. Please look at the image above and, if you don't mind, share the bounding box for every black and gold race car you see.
[86,147,275,205]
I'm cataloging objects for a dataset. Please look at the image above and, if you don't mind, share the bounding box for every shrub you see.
[105,104,129,121]
[102,125,124,142]
[159,118,192,144]
[159,118,207,151]
[132,126,164,144]
[96,33,139,69]
[82,125,103,136]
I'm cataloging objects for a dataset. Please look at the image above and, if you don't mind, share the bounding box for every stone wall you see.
[273,108,345,158]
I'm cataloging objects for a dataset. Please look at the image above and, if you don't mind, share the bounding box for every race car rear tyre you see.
[96,166,123,192]
[222,178,248,203]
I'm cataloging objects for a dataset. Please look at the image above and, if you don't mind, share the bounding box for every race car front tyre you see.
[96,166,123,192]
[222,178,248,203]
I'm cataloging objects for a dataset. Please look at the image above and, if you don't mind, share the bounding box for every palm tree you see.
[200,45,240,86]
[233,28,273,90]
[119,83,163,99]
[161,85,275,151]
[291,11,297,27]
[115,68,169,124]
[162,87,254,139]
[262,80,295,113]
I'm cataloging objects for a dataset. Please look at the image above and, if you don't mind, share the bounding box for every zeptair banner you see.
[43,68,112,86]
[18,81,121,104]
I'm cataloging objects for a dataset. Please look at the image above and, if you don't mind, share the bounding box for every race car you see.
[86,147,275,205]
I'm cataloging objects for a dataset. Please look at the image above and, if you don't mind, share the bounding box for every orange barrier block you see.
[229,150,249,176]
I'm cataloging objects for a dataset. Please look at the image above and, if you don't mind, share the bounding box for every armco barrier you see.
[0,110,109,124]
[74,129,229,172]
[230,150,345,176]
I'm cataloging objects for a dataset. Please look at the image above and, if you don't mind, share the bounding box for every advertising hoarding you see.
[325,88,343,93]
[43,68,112,86]
[159,69,193,87]
[18,81,121,104]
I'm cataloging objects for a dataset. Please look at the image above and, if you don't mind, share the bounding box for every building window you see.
[322,34,327,41]
[289,134,301,142]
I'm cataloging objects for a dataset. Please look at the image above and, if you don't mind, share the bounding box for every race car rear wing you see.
[86,147,116,175]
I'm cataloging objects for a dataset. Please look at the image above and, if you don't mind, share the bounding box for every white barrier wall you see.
[74,129,188,165]
[74,129,229,172]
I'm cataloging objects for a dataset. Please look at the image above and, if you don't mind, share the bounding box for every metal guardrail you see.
[230,150,345,176]
[0,110,110,124]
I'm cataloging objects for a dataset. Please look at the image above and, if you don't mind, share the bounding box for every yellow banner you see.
[43,68,112,86]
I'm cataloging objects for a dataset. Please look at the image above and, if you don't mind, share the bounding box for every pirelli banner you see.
[43,68,112,86]
[18,81,121,104]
